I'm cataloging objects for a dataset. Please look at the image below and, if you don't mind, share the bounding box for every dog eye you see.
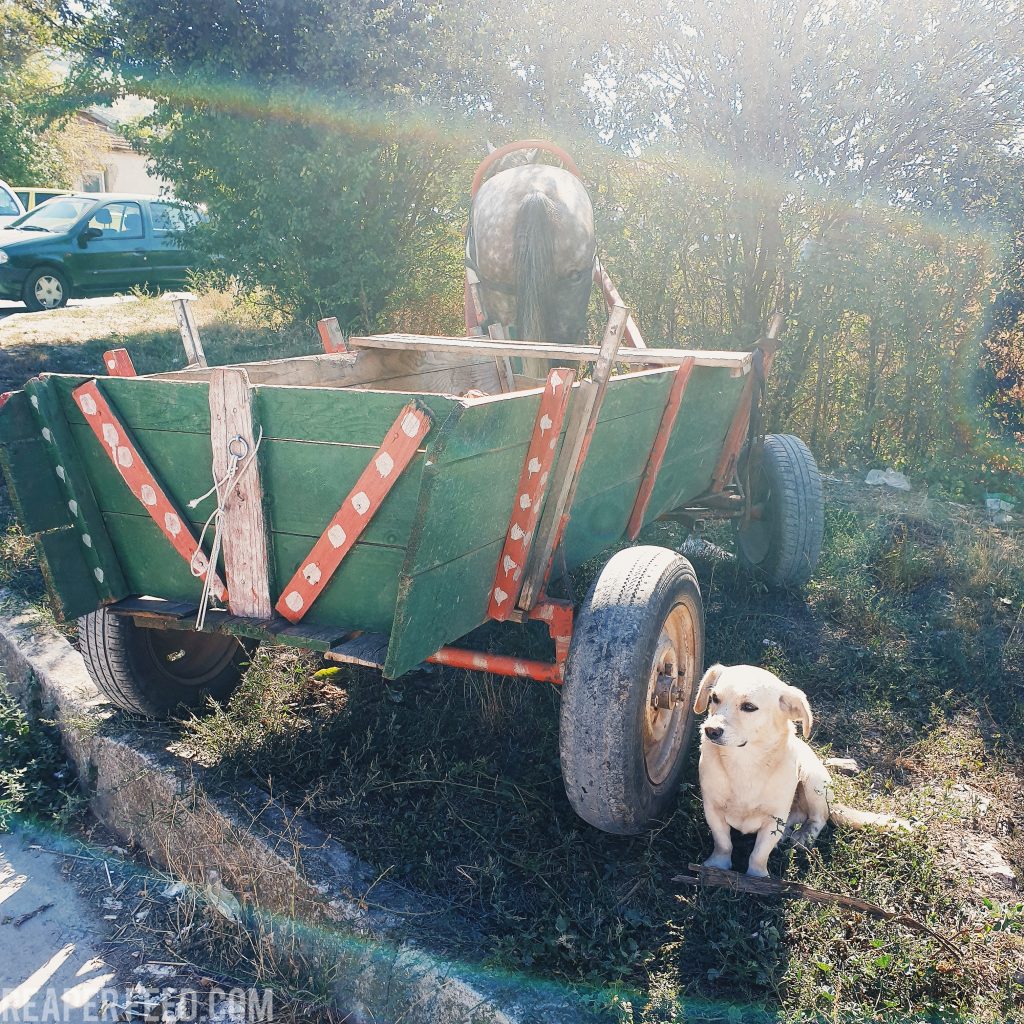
[710,693,720,705]
[740,702,758,712]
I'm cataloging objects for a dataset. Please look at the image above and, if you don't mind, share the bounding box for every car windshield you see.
[10,196,95,232]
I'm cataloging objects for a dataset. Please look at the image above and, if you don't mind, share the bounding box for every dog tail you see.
[829,804,912,831]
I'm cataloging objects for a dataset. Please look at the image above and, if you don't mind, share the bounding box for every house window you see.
[81,170,106,192]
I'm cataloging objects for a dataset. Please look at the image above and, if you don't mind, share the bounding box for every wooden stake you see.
[171,295,207,367]
[517,305,628,610]
[317,316,346,354]
[208,368,272,618]
[102,348,137,377]
[487,323,516,393]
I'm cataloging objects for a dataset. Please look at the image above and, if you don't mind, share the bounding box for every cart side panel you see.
[382,369,688,678]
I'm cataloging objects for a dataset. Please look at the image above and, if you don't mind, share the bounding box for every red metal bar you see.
[593,258,646,350]
[427,646,562,684]
[471,139,582,198]
[488,367,576,620]
[71,380,227,601]
[102,348,137,377]
[627,357,695,539]
[276,402,433,623]
[529,597,574,667]
[0,392,12,411]
[708,376,754,494]
[317,317,346,354]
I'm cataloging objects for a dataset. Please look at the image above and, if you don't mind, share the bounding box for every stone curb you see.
[0,591,595,1024]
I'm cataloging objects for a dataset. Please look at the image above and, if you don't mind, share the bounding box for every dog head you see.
[694,664,813,749]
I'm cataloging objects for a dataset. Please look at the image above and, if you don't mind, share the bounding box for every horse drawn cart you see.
[0,143,824,834]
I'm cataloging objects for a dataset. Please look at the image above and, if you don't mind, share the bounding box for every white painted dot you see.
[375,451,395,477]
[302,563,322,586]
[401,413,421,437]
[79,393,97,416]
[164,512,181,536]
[527,457,541,477]
[472,655,489,670]
[82,534,92,548]
[55,466,65,481]
[502,554,517,576]
[510,523,525,542]
[285,591,304,612]
[493,586,508,605]
[550,371,563,389]
[140,484,157,506]
[41,427,52,442]
[101,422,119,449]
[68,500,78,516]
[539,414,553,434]
[327,524,347,548]
[351,492,370,515]
[549,438,557,450]
[30,395,39,409]
[107,358,117,369]
[540,471,549,486]
[513,662,528,677]
[116,446,134,468]
[94,567,104,583]
[519,493,531,510]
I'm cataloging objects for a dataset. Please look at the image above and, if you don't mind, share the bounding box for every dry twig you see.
[675,863,961,958]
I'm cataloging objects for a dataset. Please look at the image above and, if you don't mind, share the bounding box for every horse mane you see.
[513,191,557,341]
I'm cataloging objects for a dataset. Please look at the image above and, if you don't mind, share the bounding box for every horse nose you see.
[704,725,724,741]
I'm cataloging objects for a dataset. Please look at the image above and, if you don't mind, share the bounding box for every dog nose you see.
[704,725,724,741]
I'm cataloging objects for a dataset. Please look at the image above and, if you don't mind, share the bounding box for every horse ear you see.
[486,141,496,154]
[523,147,538,162]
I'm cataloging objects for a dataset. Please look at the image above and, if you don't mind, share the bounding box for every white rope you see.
[188,428,264,629]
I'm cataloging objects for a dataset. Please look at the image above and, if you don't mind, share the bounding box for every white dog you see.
[694,663,906,877]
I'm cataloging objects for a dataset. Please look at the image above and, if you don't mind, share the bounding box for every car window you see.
[89,202,144,239]
[0,186,20,217]
[14,190,29,208]
[11,196,95,231]
[37,191,66,205]
[151,202,200,234]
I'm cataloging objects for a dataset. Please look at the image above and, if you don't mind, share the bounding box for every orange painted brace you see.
[627,357,695,539]
[276,401,433,623]
[427,648,563,684]
[102,348,137,377]
[489,367,577,620]
[317,316,346,354]
[71,379,227,601]
[0,392,11,411]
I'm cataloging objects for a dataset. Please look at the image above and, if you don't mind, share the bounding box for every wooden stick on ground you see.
[675,863,962,959]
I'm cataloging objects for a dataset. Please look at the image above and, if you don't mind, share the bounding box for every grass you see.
[1,295,1023,1020]
[165,492,1024,1022]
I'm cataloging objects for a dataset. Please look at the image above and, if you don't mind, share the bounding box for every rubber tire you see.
[559,546,704,835]
[736,433,824,587]
[79,607,254,718]
[22,266,70,311]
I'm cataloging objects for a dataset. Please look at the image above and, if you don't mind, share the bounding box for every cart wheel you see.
[79,607,254,718]
[736,433,824,587]
[559,546,703,834]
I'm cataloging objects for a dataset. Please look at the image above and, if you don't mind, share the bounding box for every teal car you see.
[0,193,203,311]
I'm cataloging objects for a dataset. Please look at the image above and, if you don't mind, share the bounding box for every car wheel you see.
[23,267,70,311]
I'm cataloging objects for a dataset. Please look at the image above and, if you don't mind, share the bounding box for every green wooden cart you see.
[0,296,823,833]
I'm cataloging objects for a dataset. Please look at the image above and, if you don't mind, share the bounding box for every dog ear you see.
[779,685,813,738]
[694,664,725,714]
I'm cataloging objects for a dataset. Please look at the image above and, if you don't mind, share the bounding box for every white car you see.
[0,180,26,228]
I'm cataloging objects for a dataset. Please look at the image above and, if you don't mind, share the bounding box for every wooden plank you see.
[350,333,751,373]
[208,368,273,618]
[254,385,456,448]
[72,380,227,602]
[488,323,516,393]
[488,367,576,619]
[34,529,107,621]
[518,305,628,610]
[627,357,695,538]
[0,438,73,534]
[325,633,390,670]
[275,402,433,623]
[103,348,137,377]
[171,295,207,367]
[317,316,346,354]
[109,596,198,618]
[55,376,212,433]
[594,257,646,349]
[25,376,127,605]
[274,620,352,652]
[0,389,38,444]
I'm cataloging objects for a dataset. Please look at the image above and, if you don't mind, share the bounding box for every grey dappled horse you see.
[467,155,596,378]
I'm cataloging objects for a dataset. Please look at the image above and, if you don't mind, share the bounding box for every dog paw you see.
[703,853,733,870]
